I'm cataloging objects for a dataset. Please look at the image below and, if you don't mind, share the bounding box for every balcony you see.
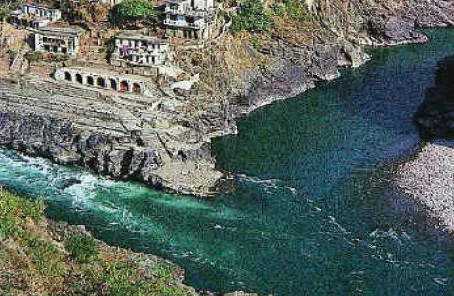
[164,6,206,17]
[163,19,205,29]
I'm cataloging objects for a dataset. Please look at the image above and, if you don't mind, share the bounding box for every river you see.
[1,29,454,295]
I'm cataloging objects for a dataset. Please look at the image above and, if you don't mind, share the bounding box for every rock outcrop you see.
[0,79,224,197]
[414,55,454,139]
[177,0,454,116]
[0,111,165,186]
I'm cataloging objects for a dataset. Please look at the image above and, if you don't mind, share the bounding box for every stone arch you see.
[120,80,129,92]
[75,73,83,84]
[132,83,141,94]
[64,72,72,81]
[97,77,106,88]
[87,76,94,86]
[110,78,117,91]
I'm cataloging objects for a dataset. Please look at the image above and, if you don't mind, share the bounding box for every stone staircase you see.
[9,44,29,75]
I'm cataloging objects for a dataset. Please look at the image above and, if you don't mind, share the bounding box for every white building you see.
[55,67,152,95]
[111,31,172,67]
[100,0,123,5]
[162,0,216,39]
[10,4,61,28]
[34,26,84,57]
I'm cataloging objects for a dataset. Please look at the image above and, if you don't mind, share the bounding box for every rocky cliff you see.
[0,111,165,185]
[177,0,454,111]
[0,0,453,197]
[0,79,224,197]
[414,55,454,139]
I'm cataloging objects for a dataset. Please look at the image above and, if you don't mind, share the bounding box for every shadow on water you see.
[415,54,454,140]
[2,29,454,295]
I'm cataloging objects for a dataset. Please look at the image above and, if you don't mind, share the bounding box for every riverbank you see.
[0,185,258,295]
[0,186,200,295]
[395,141,454,234]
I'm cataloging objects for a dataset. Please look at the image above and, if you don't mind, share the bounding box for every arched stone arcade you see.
[120,80,129,92]
[110,78,117,91]
[55,67,147,95]
[76,73,83,84]
[132,83,141,94]
[87,76,94,86]
[97,77,106,88]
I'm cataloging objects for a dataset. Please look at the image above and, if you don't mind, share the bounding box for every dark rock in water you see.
[414,55,454,139]
[61,178,82,189]
[367,15,427,45]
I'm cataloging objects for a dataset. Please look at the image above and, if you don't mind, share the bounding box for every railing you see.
[120,47,165,55]
[164,7,206,17]
[163,19,205,29]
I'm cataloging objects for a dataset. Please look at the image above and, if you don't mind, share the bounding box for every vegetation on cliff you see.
[230,0,274,33]
[0,0,21,21]
[109,0,158,28]
[0,187,197,295]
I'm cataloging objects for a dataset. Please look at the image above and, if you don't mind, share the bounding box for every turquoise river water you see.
[1,29,454,295]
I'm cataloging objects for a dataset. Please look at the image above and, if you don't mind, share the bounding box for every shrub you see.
[103,37,116,61]
[271,0,314,22]
[64,234,99,263]
[109,0,158,28]
[24,237,66,277]
[25,51,44,63]
[230,0,274,34]
[0,0,22,21]
[0,187,44,222]
[48,53,69,62]
[251,35,262,51]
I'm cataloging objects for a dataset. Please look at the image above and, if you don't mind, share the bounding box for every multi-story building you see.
[100,0,123,6]
[110,31,172,67]
[33,26,84,57]
[10,4,61,28]
[162,0,216,39]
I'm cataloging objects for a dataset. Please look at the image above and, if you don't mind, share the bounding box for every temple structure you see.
[55,67,152,95]
[10,4,61,28]
[162,0,216,39]
[33,26,84,57]
[110,31,172,68]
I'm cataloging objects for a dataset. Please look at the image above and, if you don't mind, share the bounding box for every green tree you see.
[109,0,158,28]
[230,0,274,34]
[0,0,22,22]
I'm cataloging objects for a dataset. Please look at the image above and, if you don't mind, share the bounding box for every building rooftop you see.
[116,31,168,44]
[162,0,190,4]
[35,25,84,36]
[22,3,60,10]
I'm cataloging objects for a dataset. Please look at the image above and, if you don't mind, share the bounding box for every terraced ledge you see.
[0,78,227,198]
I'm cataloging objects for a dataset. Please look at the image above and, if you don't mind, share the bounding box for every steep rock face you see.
[242,0,454,108]
[177,0,454,115]
[309,0,454,44]
[0,111,164,187]
[414,55,454,139]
